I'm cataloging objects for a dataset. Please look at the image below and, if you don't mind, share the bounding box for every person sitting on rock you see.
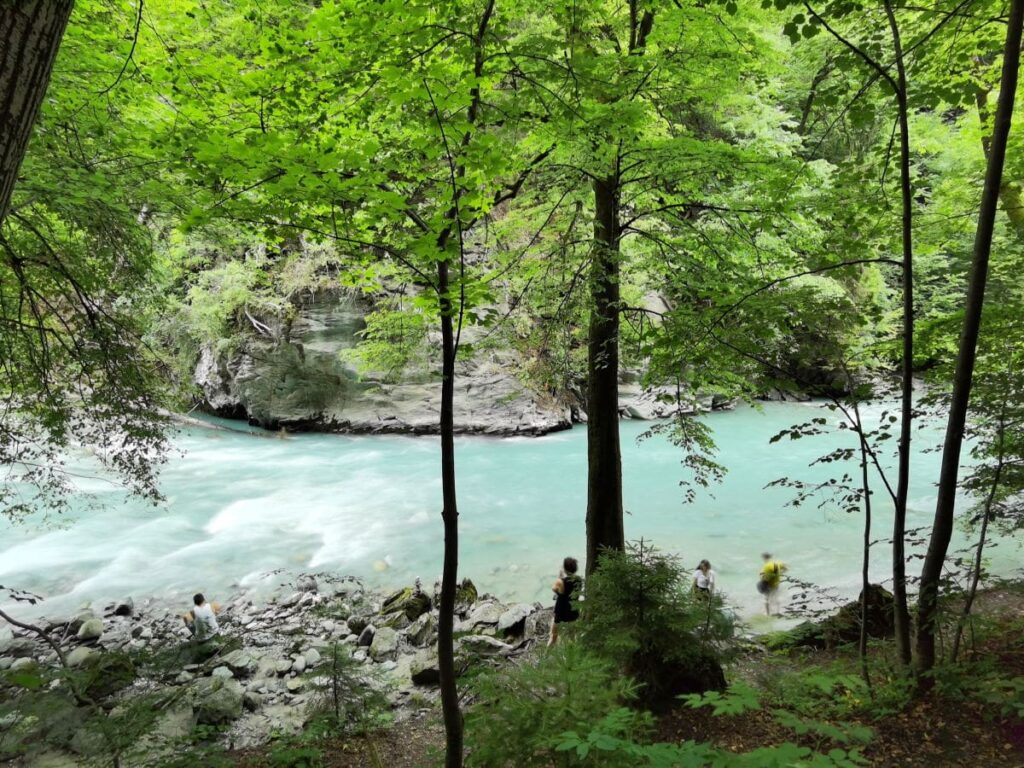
[182,593,220,642]
[549,556,582,647]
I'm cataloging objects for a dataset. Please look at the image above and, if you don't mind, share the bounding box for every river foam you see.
[2,402,1020,624]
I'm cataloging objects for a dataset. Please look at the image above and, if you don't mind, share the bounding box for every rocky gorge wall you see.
[192,293,745,436]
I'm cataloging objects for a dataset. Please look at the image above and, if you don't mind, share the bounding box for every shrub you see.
[464,641,651,767]
[578,541,734,711]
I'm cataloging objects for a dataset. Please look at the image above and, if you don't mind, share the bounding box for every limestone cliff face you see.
[193,295,574,435]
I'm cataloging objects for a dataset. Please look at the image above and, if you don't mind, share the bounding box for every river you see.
[1,402,1019,626]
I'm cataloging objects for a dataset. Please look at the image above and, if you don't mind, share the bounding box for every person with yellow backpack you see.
[757,553,786,616]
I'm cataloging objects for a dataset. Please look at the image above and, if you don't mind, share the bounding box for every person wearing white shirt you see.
[693,560,716,596]
[183,593,220,641]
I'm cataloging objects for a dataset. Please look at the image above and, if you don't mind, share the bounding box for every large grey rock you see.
[76,618,104,642]
[113,597,134,617]
[458,635,514,656]
[66,646,101,668]
[459,601,503,631]
[296,575,318,593]
[221,649,256,678]
[357,624,375,647]
[9,657,36,673]
[196,295,571,435]
[369,627,399,661]
[410,650,440,686]
[303,647,321,667]
[405,613,437,647]
[497,603,534,636]
[193,677,245,725]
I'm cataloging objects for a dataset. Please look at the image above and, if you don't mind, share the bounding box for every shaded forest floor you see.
[230,586,1024,768]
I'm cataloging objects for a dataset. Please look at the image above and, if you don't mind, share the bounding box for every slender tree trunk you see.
[437,258,463,768]
[950,417,1005,662]
[0,0,73,226]
[854,402,873,692]
[585,173,625,574]
[883,0,914,668]
[916,0,1024,684]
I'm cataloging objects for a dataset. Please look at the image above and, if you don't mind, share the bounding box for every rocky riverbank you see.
[0,575,553,766]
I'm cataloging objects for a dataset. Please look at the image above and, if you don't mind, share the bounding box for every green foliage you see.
[680,682,762,717]
[579,541,733,711]
[464,641,649,767]
[304,642,390,735]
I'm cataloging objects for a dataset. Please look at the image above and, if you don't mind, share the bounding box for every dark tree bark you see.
[883,0,914,668]
[585,173,625,574]
[916,0,1024,684]
[0,0,73,226]
[436,257,463,768]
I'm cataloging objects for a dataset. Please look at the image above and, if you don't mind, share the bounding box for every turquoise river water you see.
[1,402,1020,627]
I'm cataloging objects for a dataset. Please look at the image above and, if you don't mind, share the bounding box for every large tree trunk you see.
[0,0,73,226]
[916,0,1024,684]
[585,174,625,575]
[437,259,463,768]
[883,0,914,668]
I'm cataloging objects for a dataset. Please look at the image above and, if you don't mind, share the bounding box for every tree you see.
[0,0,74,226]
[916,0,1024,683]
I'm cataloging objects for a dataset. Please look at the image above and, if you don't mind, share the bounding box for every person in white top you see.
[692,560,716,596]
[183,593,220,641]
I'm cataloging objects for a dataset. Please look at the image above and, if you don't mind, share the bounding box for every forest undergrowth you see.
[228,583,1024,768]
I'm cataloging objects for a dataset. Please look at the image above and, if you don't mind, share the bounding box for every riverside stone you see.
[303,647,321,667]
[291,655,307,674]
[113,598,134,617]
[297,575,318,593]
[497,603,533,636]
[66,646,100,668]
[193,677,245,725]
[76,618,104,641]
[458,635,513,656]
[369,627,399,661]
[356,624,375,646]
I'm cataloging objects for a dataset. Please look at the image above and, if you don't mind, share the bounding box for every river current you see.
[2,402,1019,626]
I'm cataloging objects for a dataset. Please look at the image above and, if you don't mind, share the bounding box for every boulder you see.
[410,650,440,686]
[286,677,305,692]
[454,578,478,615]
[113,598,134,617]
[457,635,514,656]
[297,575,319,593]
[9,657,36,673]
[76,618,104,642]
[66,646,101,669]
[765,585,895,651]
[220,649,256,678]
[405,613,437,647]
[348,616,369,636]
[459,601,503,631]
[211,666,234,679]
[357,625,375,647]
[291,655,307,675]
[382,586,432,622]
[303,647,321,667]
[497,604,534,637]
[369,627,399,661]
[193,677,245,725]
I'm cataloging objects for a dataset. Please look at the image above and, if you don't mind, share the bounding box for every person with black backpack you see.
[548,556,582,646]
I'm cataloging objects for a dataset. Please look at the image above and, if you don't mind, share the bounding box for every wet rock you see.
[113,598,134,617]
[296,575,318,593]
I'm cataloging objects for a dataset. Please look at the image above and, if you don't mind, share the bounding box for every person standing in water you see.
[549,556,581,646]
[757,553,786,616]
[693,559,716,596]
